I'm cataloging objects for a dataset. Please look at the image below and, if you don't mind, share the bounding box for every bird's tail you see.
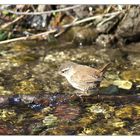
[99,63,111,74]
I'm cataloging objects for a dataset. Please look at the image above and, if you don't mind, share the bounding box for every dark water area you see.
[0,33,140,135]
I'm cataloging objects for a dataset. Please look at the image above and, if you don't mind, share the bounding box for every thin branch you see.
[0,10,30,29]
[0,29,57,45]
[0,36,27,44]
[0,5,81,15]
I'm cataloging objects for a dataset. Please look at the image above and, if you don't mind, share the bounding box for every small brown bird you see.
[58,61,110,93]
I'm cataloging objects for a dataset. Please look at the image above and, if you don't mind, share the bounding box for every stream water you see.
[0,34,140,135]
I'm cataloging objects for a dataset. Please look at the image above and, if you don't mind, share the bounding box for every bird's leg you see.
[69,90,83,101]
[77,94,84,102]
[71,90,85,102]
[96,88,100,99]
[87,87,99,95]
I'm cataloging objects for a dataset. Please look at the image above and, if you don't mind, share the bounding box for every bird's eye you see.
[61,68,69,73]
[61,69,67,73]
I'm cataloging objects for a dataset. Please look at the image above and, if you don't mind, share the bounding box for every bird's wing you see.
[71,68,102,84]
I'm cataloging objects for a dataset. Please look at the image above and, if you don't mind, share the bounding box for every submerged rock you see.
[100,85,119,95]
[28,103,44,111]
[54,104,80,121]
[43,114,58,126]
[8,95,21,105]
[113,80,133,90]
[87,103,114,119]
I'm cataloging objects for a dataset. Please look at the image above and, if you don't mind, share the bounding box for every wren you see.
[58,61,110,93]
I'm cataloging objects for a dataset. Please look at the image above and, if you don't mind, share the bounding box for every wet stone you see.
[116,6,140,42]
[8,95,21,105]
[20,94,39,104]
[87,103,114,114]
[113,80,133,90]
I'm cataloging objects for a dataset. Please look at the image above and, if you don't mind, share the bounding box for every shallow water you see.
[0,36,140,135]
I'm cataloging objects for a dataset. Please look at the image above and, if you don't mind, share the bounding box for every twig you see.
[0,5,81,15]
[0,36,27,45]
[97,12,120,27]
[0,15,24,29]
[105,5,112,13]
[27,29,57,39]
